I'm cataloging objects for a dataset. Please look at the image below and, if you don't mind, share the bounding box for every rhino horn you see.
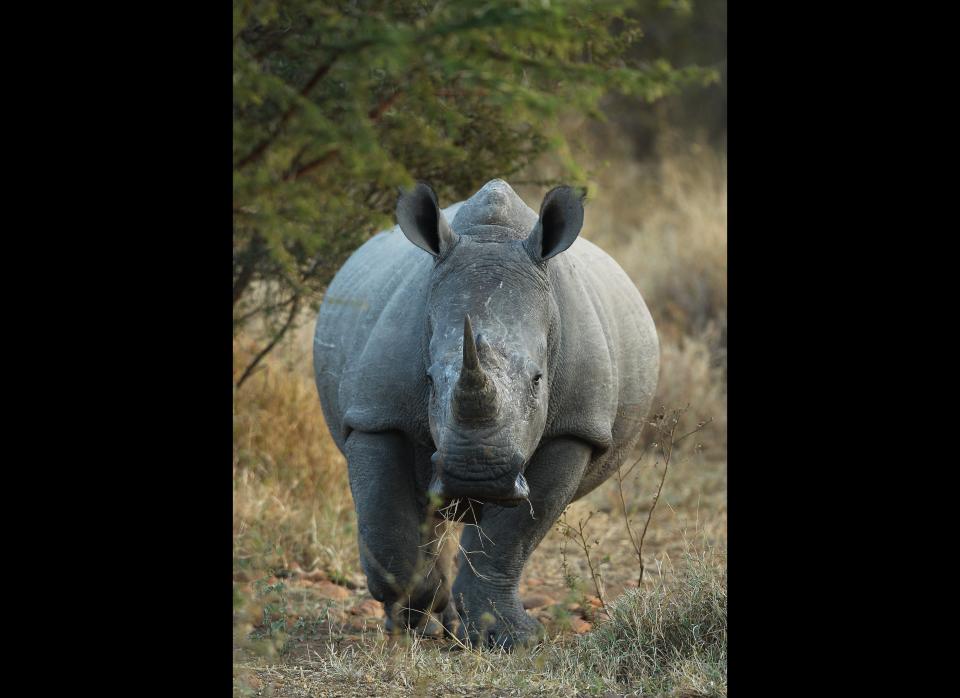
[453,314,498,423]
[462,313,481,371]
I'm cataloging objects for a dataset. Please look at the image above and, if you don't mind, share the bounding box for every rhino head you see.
[397,179,585,506]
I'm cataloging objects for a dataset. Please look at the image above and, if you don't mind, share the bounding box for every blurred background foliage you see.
[233,0,724,385]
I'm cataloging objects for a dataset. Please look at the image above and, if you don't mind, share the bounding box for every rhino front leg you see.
[452,436,593,649]
[345,430,453,632]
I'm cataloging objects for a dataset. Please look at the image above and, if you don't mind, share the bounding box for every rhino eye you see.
[532,373,543,386]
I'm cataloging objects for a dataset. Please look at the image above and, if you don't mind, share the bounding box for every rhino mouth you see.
[427,470,529,507]
[428,444,529,506]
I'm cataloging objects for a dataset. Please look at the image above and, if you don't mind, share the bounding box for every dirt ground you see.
[234,442,726,696]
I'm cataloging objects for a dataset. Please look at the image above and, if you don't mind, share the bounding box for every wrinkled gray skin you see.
[314,179,659,648]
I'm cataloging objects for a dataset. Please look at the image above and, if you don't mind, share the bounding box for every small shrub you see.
[561,548,727,696]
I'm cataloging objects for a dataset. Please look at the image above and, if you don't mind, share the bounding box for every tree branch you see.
[368,90,403,122]
[637,408,684,585]
[279,91,400,182]
[283,149,339,182]
[233,234,264,307]
[234,54,339,170]
[235,295,301,389]
[233,294,299,330]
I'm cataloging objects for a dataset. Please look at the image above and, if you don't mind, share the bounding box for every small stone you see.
[525,577,544,587]
[570,617,592,634]
[419,616,445,637]
[351,599,384,618]
[566,603,582,613]
[313,581,351,600]
[235,669,262,692]
[346,617,373,633]
[587,595,604,608]
[521,594,556,609]
[325,608,349,626]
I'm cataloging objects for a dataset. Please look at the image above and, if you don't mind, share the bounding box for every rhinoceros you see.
[313,179,659,648]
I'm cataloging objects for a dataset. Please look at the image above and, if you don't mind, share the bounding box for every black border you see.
[40,1,885,692]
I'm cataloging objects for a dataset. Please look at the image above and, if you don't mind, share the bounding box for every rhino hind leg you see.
[451,436,593,649]
[345,431,457,633]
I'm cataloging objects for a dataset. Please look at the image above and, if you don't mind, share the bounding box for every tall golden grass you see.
[587,147,727,340]
[233,338,356,580]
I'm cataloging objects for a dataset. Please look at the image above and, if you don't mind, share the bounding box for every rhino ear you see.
[397,182,457,257]
[525,185,586,262]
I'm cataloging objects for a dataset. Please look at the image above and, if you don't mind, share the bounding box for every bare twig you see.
[235,295,301,389]
[615,405,712,586]
[430,498,491,581]
[636,417,679,586]
[233,293,299,329]
[557,509,609,618]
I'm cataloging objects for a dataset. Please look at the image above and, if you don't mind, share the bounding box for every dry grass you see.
[654,331,726,453]
[568,547,727,696]
[233,546,726,697]
[233,337,358,582]
[585,146,727,342]
[233,134,727,696]
[595,147,727,452]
